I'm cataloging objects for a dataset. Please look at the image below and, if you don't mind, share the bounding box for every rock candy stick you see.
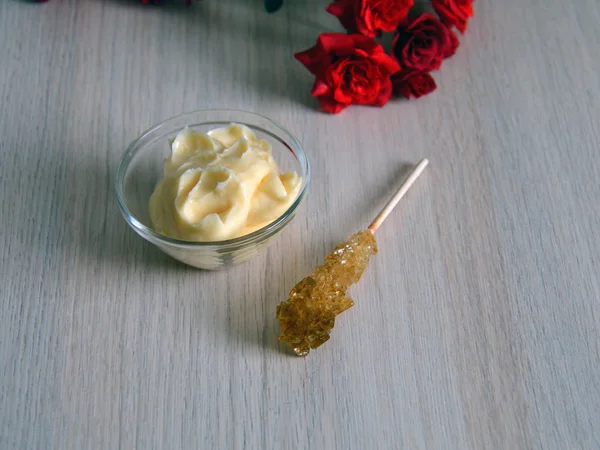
[276,159,429,356]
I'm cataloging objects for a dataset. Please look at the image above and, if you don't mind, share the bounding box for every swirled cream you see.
[149,124,301,242]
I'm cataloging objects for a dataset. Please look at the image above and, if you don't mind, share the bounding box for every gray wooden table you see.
[1,0,599,448]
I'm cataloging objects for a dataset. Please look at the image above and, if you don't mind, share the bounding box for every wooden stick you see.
[368,158,429,233]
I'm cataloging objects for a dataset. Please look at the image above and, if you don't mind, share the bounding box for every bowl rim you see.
[115,108,310,248]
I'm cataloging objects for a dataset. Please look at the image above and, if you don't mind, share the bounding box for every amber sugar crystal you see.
[276,230,378,356]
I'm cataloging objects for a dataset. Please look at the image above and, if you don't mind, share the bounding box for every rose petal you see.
[317,95,348,114]
[431,0,473,34]
[374,78,393,106]
[311,79,330,97]
[318,33,359,53]
[295,46,329,76]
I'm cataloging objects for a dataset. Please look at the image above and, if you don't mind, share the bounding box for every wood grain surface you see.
[1,0,599,448]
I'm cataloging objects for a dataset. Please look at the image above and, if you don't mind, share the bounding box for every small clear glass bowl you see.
[115,109,310,270]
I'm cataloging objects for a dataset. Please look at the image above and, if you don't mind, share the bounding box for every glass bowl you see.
[115,109,310,270]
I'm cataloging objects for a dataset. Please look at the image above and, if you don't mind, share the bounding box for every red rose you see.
[431,0,474,34]
[326,0,415,38]
[392,71,437,99]
[295,33,401,113]
[393,14,458,72]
